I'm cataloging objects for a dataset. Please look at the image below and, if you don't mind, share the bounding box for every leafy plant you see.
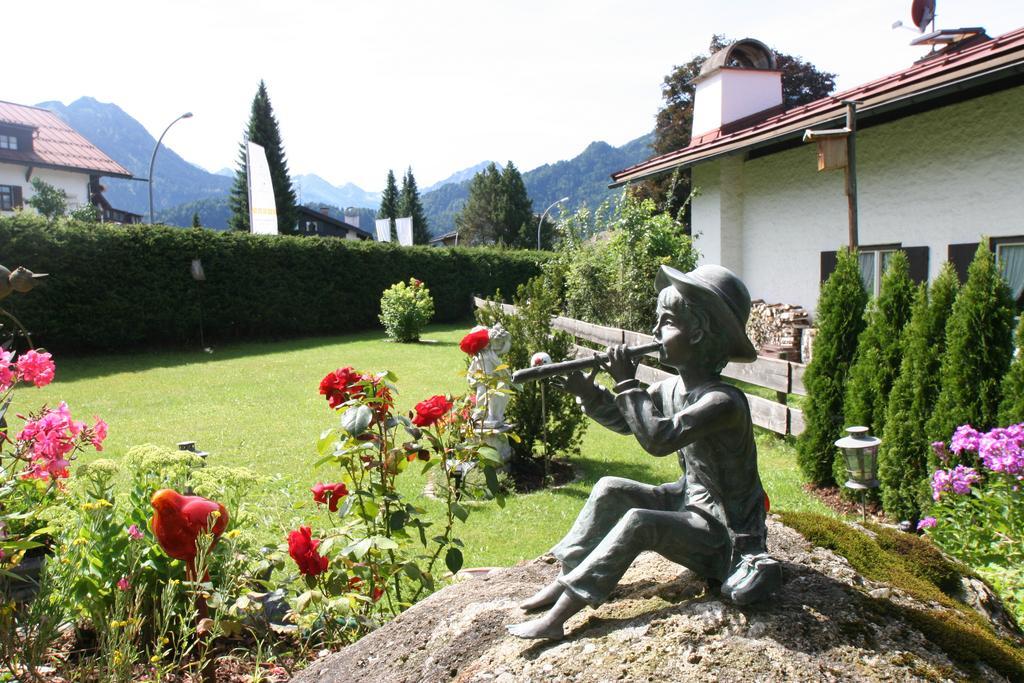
[26,178,67,221]
[998,314,1024,425]
[476,272,587,479]
[379,278,435,343]
[555,192,697,333]
[797,247,867,487]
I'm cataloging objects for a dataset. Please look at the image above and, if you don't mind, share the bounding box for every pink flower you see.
[127,524,144,540]
[949,425,981,455]
[977,424,1024,476]
[117,576,131,591]
[931,465,980,500]
[0,349,14,392]
[90,418,108,451]
[930,441,949,464]
[916,517,937,530]
[15,350,55,388]
[17,402,93,480]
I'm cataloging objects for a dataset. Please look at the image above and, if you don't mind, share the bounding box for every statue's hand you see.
[606,344,638,383]
[552,363,601,403]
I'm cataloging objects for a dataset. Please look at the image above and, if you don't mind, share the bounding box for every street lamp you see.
[537,196,569,250]
[148,112,193,224]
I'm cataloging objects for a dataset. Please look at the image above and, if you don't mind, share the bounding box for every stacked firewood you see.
[745,300,811,361]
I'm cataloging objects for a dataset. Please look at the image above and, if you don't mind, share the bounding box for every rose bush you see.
[285,366,508,645]
[459,328,490,355]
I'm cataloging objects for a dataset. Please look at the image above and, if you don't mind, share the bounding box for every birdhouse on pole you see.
[803,129,849,172]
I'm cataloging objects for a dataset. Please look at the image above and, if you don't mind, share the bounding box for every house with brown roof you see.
[612,26,1024,315]
[0,100,140,222]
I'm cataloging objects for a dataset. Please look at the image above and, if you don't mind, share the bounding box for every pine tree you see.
[500,162,534,248]
[378,170,399,242]
[191,211,201,228]
[228,80,299,234]
[842,251,915,436]
[398,167,430,244]
[878,263,959,521]
[998,314,1024,425]
[455,163,504,245]
[926,242,1016,450]
[797,247,868,487]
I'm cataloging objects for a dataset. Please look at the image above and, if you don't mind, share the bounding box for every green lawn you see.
[32,322,829,568]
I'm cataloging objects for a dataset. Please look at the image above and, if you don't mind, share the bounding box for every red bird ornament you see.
[150,488,229,577]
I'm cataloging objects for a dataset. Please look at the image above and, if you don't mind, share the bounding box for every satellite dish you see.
[911,0,936,32]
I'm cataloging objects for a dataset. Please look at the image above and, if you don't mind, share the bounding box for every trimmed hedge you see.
[0,215,546,352]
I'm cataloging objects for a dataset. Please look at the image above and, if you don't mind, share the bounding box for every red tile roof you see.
[0,100,132,178]
[611,26,1024,186]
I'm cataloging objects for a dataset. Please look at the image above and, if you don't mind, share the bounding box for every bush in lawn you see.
[556,193,697,333]
[839,251,914,490]
[475,272,587,480]
[0,214,546,353]
[797,247,868,487]
[926,242,1016,456]
[998,315,1024,425]
[878,263,959,522]
[922,423,1024,624]
[379,277,434,342]
[297,366,506,645]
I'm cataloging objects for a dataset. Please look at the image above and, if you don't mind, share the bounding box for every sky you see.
[7,1,1023,191]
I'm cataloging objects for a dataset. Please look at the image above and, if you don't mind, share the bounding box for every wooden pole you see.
[844,101,859,249]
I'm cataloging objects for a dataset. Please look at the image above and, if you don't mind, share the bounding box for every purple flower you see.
[916,517,937,530]
[127,524,144,540]
[931,441,949,464]
[977,424,1024,476]
[932,465,980,500]
[950,425,981,455]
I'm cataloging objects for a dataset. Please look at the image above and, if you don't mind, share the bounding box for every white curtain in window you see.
[858,252,875,295]
[999,244,1024,302]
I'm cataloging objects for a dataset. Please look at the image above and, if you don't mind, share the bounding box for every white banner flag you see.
[395,216,413,246]
[246,141,278,235]
[375,219,392,242]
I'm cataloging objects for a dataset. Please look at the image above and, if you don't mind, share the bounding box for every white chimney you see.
[691,38,783,141]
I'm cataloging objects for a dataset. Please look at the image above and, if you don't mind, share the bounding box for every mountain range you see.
[38,97,654,234]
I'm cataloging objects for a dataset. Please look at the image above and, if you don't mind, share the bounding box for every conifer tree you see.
[378,169,399,241]
[191,211,201,228]
[228,80,298,234]
[926,242,1016,450]
[998,314,1024,425]
[797,247,868,487]
[878,263,959,521]
[500,162,534,248]
[842,251,915,437]
[398,167,430,244]
[455,163,504,245]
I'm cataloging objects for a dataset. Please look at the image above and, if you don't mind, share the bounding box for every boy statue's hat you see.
[655,264,758,363]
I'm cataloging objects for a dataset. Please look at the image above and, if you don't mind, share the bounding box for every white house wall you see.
[691,85,1024,317]
[0,163,92,213]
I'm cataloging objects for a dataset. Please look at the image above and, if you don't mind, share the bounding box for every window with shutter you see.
[0,185,15,211]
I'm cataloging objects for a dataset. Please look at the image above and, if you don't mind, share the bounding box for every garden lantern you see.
[835,426,880,522]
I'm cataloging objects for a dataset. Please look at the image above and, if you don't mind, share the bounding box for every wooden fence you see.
[474,298,808,436]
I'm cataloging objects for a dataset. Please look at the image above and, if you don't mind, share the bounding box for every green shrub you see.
[555,193,697,333]
[998,314,1024,425]
[379,277,435,342]
[797,247,868,487]
[926,242,1016,450]
[476,272,587,475]
[0,214,546,352]
[879,264,959,522]
[839,251,914,491]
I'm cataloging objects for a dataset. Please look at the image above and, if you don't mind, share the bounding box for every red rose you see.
[459,328,490,356]
[412,395,453,427]
[288,526,329,576]
[311,482,349,512]
[319,366,362,409]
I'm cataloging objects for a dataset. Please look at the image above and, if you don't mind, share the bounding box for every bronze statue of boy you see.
[509,264,781,640]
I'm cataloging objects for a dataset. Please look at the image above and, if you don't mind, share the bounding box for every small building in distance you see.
[296,205,374,240]
[429,230,459,247]
[0,99,139,222]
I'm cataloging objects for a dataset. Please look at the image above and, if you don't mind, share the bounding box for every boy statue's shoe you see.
[722,553,782,605]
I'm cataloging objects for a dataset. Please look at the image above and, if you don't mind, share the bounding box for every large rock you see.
[293,518,1022,682]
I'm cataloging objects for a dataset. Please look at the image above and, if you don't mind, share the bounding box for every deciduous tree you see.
[228,80,299,234]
